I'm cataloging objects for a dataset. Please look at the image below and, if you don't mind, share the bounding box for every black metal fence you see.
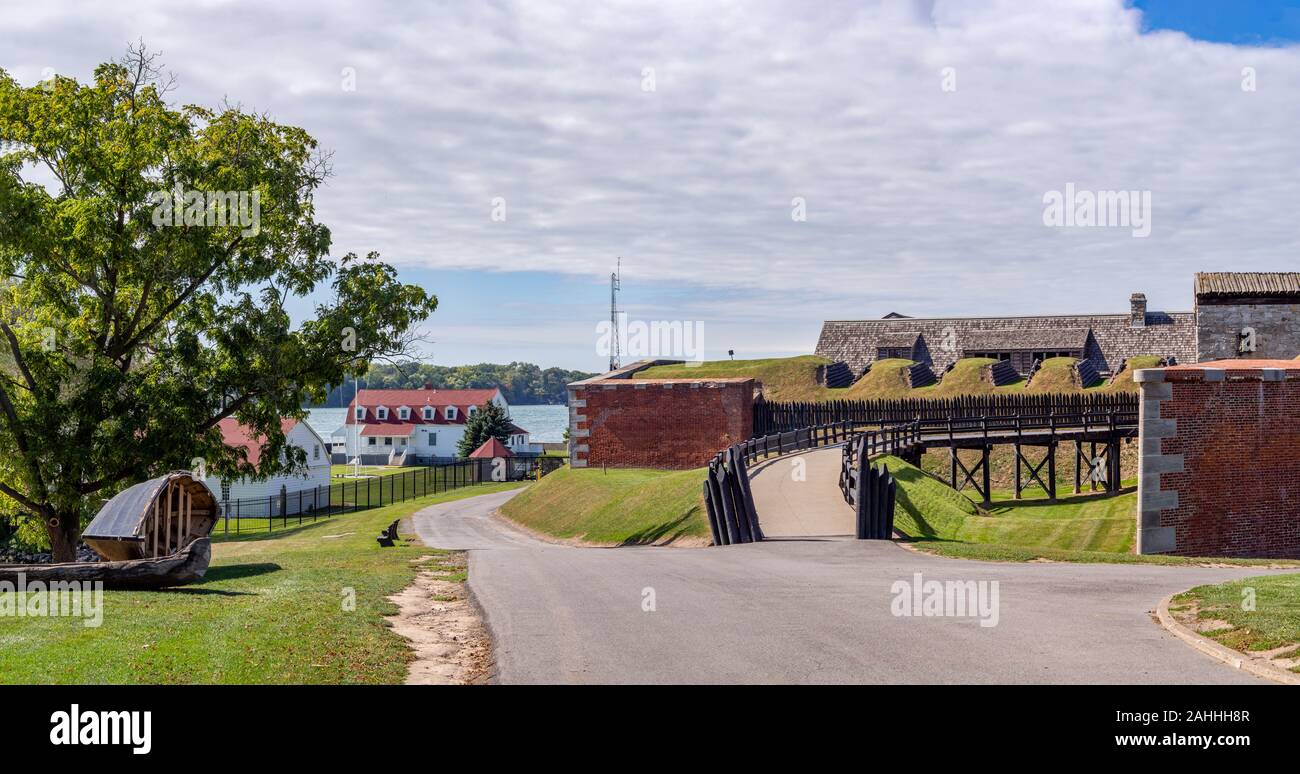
[218,456,566,534]
[753,392,1139,436]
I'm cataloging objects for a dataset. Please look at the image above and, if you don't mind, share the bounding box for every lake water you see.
[305,404,568,443]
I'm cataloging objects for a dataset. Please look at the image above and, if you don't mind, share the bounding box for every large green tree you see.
[456,401,514,458]
[0,48,438,560]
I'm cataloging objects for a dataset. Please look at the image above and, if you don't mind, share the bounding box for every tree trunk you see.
[45,513,80,563]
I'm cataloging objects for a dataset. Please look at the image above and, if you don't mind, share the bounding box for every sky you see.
[3,0,1300,373]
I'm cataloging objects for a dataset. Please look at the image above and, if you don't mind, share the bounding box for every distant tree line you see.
[311,362,597,407]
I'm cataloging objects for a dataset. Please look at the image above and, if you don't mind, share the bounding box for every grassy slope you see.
[1102,355,1165,393]
[0,483,524,684]
[845,358,915,399]
[1172,575,1300,666]
[639,354,1170,401]
[883,455,1296,565]
[1024,357,1079,393]
[884,455,1132,552]
[922,357,997,396]
[499,466,710,544]
[638,356,832,402]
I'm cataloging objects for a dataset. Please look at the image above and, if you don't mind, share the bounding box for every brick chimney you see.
[1130,293,1147,327]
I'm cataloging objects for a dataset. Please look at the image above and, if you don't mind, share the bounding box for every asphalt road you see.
[411,488,1281,685]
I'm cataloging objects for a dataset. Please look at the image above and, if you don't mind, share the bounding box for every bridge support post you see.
[1014,441,1023,500]
[1107,438,1121,495]
[1073,440,1082,494]
[1090,442,1099,492]
[981,445,991,508]
[1047,441,1057,501]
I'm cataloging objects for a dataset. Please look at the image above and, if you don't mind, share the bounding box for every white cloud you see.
[4,0,1300,328]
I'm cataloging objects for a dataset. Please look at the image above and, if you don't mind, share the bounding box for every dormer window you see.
[355,407,366,420]
[444,406,457,421]
[398,406,410,420]
[422,406,434,420]
[467,406,478,416]
[376,406,389,420]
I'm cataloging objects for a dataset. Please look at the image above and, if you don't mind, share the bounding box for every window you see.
[376,406,388,420]
[426,430,437,445]
[313,444,320,460]
[398,406,410,420]
[467,405,478,416]
[368,437,376,446]
[355,407,365,420]
[444,406,457,420]
[422,406,434,420]
[384,437,393,446]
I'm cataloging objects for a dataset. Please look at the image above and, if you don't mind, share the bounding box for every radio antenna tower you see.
[609,258,622,372]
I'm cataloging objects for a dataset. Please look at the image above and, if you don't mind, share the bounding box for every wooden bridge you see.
[708,397,1137,545]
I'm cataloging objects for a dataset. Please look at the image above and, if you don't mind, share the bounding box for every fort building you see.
[815,272,1300,378]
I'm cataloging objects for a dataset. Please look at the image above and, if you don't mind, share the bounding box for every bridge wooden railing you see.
[753,392,1138,436]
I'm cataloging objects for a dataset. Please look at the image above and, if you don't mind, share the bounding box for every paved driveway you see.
[411,489,1281,684]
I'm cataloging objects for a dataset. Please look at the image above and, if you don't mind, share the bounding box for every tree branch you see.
[0,320,37,393]
[113,237,241,359]
[0,480,44,515]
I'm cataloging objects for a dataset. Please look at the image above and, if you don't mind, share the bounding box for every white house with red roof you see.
[205,417,332,509]
[342,386,537,463]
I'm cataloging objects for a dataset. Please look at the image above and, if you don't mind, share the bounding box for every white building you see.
[342,387,539,464]
[206,417,332,514]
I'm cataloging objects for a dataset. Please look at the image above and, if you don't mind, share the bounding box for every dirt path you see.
[386,552,492,685]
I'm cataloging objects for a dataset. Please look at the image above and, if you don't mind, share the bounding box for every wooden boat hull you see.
[0,538,212,590]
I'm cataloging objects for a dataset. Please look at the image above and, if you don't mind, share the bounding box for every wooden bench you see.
[376,519,400,547]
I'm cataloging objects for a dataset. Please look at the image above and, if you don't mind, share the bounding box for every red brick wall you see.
[1137,362,1300,558]
[569,378,754,469]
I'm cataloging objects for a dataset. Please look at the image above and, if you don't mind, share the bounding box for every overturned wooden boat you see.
[0,537,212,590]
[0,472,220,589]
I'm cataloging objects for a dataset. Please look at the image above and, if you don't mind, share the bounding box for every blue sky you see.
[1133,0,1300,45]
[6,1,1300,373]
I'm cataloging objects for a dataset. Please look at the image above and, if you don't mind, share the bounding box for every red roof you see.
[346,388,502,427]
[360,423,416,437]
[468,438,513,458]
[217,417,302,466]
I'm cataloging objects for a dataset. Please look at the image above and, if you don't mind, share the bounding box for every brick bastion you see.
[567,361,754,470]
[1135,359,1300,558]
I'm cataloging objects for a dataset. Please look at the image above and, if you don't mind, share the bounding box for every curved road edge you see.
[1155,593,1300,686]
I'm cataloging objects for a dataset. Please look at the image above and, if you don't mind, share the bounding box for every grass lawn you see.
[499,466,709,544]
[0,482,524,684]
[1171,575,1300,670]
[638,355,832,402]
[882,455,1299,566]
[330,463,394,478]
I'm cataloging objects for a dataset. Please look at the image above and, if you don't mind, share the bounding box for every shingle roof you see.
[963,327,1090,351]
[875,331,920,348]
[815,311,1196,376]
[1194,272,1300,299]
